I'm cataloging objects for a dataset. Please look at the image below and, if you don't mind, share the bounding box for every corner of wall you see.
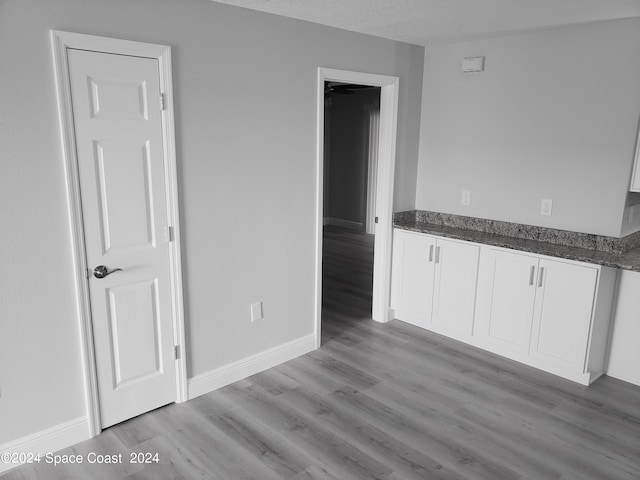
[393,43,425,213]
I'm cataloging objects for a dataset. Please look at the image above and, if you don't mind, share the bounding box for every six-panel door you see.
[68,48,177,428]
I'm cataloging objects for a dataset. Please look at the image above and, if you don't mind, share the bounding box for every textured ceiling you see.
[211,0,640,46]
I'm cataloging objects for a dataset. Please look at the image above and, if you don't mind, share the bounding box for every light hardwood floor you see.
[3,225,640,479]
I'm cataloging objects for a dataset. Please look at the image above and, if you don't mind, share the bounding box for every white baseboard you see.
[324,217,364,231]
[605,372,640,387]
[187,333,317,400]
[0,417,90,474]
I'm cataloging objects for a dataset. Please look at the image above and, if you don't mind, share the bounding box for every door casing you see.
[315,67,399,346]
[51,30,187,437]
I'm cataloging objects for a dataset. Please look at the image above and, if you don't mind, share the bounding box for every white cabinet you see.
[529,259,598,373]
[474,249,538,356]
[390,229,479,340]
[431,238,480,337]
[390,230,435,327]
[474,247,615,385]
[390,228,616,386]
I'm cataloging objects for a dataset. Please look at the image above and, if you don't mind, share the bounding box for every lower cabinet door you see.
[390,230,436,327]
[431,238,479,337]
[529,258,598,372]
[474,248,539,356]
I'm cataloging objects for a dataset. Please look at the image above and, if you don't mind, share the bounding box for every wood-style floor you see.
[3,226,640,479]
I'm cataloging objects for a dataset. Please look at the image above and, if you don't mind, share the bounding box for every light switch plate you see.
[461,190,471,206]
[541,199,553,216]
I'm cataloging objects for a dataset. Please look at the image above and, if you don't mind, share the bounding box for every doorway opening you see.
[322,82,381,330]
[314,68,400,347]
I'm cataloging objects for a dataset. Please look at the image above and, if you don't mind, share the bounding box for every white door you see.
[431,239,479,338]
[390,230,435,328]
[68,49,177,428]
[529,259,597,372]
[474,249,538,356]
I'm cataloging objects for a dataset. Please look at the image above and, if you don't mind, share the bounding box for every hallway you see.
[322,225,375,325]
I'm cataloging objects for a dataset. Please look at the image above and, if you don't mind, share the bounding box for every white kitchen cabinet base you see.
[473,257,616,386]
[392,307,430,330]
[431,238,479,339]
[390,228,616,386]
[390,229,479,344]
[394,309,475,344]
[474,249,539,356]
[469,338,603,386]
[390,230,434,326]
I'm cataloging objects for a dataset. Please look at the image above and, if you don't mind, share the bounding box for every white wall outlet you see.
[540,199,553,216]
[250,301,263,322]
[462,56,485,73]
[461,190,471,206]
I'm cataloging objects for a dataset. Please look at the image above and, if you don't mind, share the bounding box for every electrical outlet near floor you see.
[250,301,263,322]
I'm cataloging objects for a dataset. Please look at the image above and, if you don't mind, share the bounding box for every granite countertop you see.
[394,219,640,273]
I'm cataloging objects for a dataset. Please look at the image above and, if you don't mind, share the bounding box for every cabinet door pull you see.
[538,267,545,287]
[529,265,535,286]
[435,246,441,264]
[429,245,434,262]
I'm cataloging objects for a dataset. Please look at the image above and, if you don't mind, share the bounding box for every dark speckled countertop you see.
[394,216,640,273]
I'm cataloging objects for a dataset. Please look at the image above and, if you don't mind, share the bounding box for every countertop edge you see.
[394,221,640,273]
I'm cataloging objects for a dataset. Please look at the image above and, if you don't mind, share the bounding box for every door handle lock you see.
[93,265,123,279]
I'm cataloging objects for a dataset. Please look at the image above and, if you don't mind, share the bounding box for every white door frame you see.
[51,30,187,437]
[315,68,399,345]
[364,105,381,235]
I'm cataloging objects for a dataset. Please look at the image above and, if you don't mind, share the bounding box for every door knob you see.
[93,265,123,279]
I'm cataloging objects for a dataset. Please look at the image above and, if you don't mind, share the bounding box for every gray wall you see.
[326,88,380,227]
[415,18,640,237]
[0,0,424,444]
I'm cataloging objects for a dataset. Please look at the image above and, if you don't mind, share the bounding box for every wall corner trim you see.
[0,417,90,474]
[187,333,317,400]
